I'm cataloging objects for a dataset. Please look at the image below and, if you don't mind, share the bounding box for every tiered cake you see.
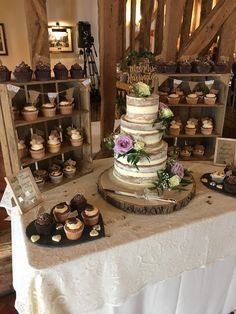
[113,94,168,187]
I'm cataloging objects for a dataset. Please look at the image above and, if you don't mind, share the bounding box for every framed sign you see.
[214,137,236,166]
[5,168,43,214]
[48,26,73,52]
[0,23,8,55]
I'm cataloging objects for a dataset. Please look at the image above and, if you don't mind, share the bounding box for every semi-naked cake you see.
[113,93,168,187]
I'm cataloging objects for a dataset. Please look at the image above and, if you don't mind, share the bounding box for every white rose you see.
[160,107,174,119]
[169,175,181,188]
[134,140,145,151]
[133,82,151,97]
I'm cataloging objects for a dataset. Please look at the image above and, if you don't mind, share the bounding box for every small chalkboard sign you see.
[5,167,43,214]
[214,137,236,166]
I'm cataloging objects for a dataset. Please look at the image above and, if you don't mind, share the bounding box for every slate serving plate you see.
[200,173,236,197]
[26,214,105,247]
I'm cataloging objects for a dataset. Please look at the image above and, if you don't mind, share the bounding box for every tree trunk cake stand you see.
[98,167,196,215]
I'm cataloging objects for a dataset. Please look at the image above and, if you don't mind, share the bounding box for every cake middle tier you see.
[113,141,168,187]
[126,94,159,123]
[120,115,164,152]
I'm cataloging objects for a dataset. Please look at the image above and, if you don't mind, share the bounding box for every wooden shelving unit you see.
[0,79,93,191]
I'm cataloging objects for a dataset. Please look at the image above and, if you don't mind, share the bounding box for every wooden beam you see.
[98,0,119,141]
[139,0,155,51]
[218,8,236,67]
[25,0,50,69]
[200,0,213,24]
[154,0,165,55]
[179,0,194,52]
[116,0,126,62]
[179,0,236,58]
[130,0,136,51]
[161,0,187,61]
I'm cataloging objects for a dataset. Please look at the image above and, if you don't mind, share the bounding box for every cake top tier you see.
[126,93,159,124]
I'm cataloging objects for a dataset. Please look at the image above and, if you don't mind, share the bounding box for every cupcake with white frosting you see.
[18,139,28,159]
[64,217,84,240]
[167,93,180,105]
[30,135,45,159]
[81,204,100,226]
[169,121,180,136]
[201,120,213,135]
[41,103,56,117]
[59,99,73,114]
[185,121,196,135]
[70,129,83,147]
[52,202,71,222]
[47,130,61,153]
[204,93,216,105]
[186,93,198,105]
[21,105,38,121]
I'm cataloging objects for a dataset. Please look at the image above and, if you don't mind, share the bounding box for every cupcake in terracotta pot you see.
[70,63,84,79]
[67,127,83,147]
[63,159,77,178]
[41,103,56,117]
[59,99,74,114]
[53,62,68,80]
[14,61,33,82]
[18,139,28,159]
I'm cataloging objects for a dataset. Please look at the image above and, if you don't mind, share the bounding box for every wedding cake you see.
[113,88,168,187]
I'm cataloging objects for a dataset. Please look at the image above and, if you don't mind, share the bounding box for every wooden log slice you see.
[98,167,196,215]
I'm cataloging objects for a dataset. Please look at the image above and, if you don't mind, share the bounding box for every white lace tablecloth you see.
[2,158,236,314]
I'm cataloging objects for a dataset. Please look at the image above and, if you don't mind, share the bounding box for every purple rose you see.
[171,162,184,178]
[114,135,133,154]
[159,102,168,109]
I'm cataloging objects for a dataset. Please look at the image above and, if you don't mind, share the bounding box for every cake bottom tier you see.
[113,141,168,187]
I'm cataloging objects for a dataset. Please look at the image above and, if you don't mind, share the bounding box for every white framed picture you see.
[214,137,236,166]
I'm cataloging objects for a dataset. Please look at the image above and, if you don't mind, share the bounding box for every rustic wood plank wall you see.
[25,0,50,69]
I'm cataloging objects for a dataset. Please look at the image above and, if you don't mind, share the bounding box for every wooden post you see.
[154,0,165,55]
[130,0,136,52]
[161,0,187,61]
[179,0,236,58]
[98,0,119,142]
[218,8,236,67]
[200,0,213,24]
[25,0,50,69]
[117,0,126,62]
[179,0,194,52]
[139,0,155,51]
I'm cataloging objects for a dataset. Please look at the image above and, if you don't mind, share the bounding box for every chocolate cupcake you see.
[35,61,51,81]
[81,204,99,226]
[164,61,177,73]
[52,202,71,222]
[177,60,192,74]
[223,176,236,194]
[53,62,68,80]
[0,63,11,82]
[35,213,54,235]
[49,170,63,184]
[13,61,33,82]
[70,193,87,213]
[70,63,84,79]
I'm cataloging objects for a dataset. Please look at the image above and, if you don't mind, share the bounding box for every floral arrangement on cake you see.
[153,159,192,192]
[105,133,150,168]
[131,81,151,97]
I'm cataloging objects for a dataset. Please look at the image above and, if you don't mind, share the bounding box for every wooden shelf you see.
[37,161,93,193]
[165,132,219,138]
[157,73,229,77]
[14,109,88,127]
[167,103,224,108]
[6,78,86,86]
[179,155,213,161]
[21,142,90,167]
